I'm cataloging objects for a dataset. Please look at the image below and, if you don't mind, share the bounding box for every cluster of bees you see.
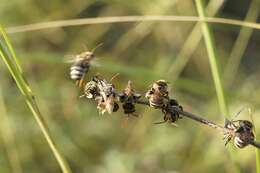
[68,48,256,149]
[68,48,182,124]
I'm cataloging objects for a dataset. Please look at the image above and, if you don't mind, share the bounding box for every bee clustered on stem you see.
[69,50,260,150]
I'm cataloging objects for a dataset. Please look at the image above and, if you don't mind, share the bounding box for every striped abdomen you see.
[70,62,89,81]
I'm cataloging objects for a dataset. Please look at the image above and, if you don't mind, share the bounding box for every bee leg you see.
[131,113,139,118]
[121,115,129,128]
[224,137,232,146]
[75,80,80,87]
[154,120,166,125]
[110,73,120,82]
[170,122,178,127]
[79,94,85,98]
[79,79,86,88]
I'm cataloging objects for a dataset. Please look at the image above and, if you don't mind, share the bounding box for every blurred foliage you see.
[1,0,260,173]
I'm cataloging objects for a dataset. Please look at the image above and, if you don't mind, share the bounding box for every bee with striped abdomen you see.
[68,44,102,87]
[223,109,255,148]
[145,80,169,108]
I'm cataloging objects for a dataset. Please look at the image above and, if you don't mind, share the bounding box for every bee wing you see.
[63,55,76,63]
[90,58,101,67]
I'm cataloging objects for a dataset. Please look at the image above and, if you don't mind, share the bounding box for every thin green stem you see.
[0,26,72,173]
[0,87,23,173]
[194,0,228,116]
[194,0,241,173]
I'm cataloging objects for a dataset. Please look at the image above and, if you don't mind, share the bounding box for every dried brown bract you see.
[118,81,141,117]
[93,76,119,114]
[155,99,183,125]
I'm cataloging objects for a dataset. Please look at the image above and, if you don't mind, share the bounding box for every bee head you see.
[152,80,168,94]
[239,120,253,131]
[83,51,95,59]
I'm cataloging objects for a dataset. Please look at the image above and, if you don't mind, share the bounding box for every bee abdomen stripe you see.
[70,70,84,75]
[71,75,82,80]
[70,66,88,72]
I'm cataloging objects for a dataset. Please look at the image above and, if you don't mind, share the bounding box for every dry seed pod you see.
[118,81,141,116]
[93,76,118,114]
[155,99,183,125]
[145,80,169,108]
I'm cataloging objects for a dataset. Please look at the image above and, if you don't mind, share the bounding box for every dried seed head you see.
[118,81,141,116]
[92,76,118,114]
[155,99,183,124]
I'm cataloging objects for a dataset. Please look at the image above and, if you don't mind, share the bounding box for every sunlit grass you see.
[194,0,241,173]
[0,26,72,173]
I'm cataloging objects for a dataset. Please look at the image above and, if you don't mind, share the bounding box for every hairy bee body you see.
[84,80,99,99]
[224,120,255,148]
[69,52,95,86]
[159,99,182,124]
[234,120,254,148]
[146,80,169,108]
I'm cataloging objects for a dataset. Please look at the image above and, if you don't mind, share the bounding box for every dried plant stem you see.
[136,99,260,149]
[6,15,260,34]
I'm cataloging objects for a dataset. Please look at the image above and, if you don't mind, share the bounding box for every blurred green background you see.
[1,0,260,173]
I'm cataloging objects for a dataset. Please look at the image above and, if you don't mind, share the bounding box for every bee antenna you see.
[81,43,89,51]
[110,73,120,82]
[231,107,248,121]
[154,121,166,125]
[91,43,103,53]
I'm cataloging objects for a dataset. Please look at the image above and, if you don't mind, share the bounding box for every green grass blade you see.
[194,0,228,116]
[0,86,23,173]
[194,1,241,173]
[0,26,72,173]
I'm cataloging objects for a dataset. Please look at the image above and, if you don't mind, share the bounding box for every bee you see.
[81,79,100,99]
[145,80,169,108]
[155,99,183,125]
[118,81,141,117]
[68,44,102,87]
[93,76,119,114]
[223,109,255,148]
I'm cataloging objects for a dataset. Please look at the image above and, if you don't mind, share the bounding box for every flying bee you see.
[93,75,119,114]
[155,99,183,125]
[118,81,141,117]
[145,80,169,108]
[223,109,255,148]
[68,44,102,87]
